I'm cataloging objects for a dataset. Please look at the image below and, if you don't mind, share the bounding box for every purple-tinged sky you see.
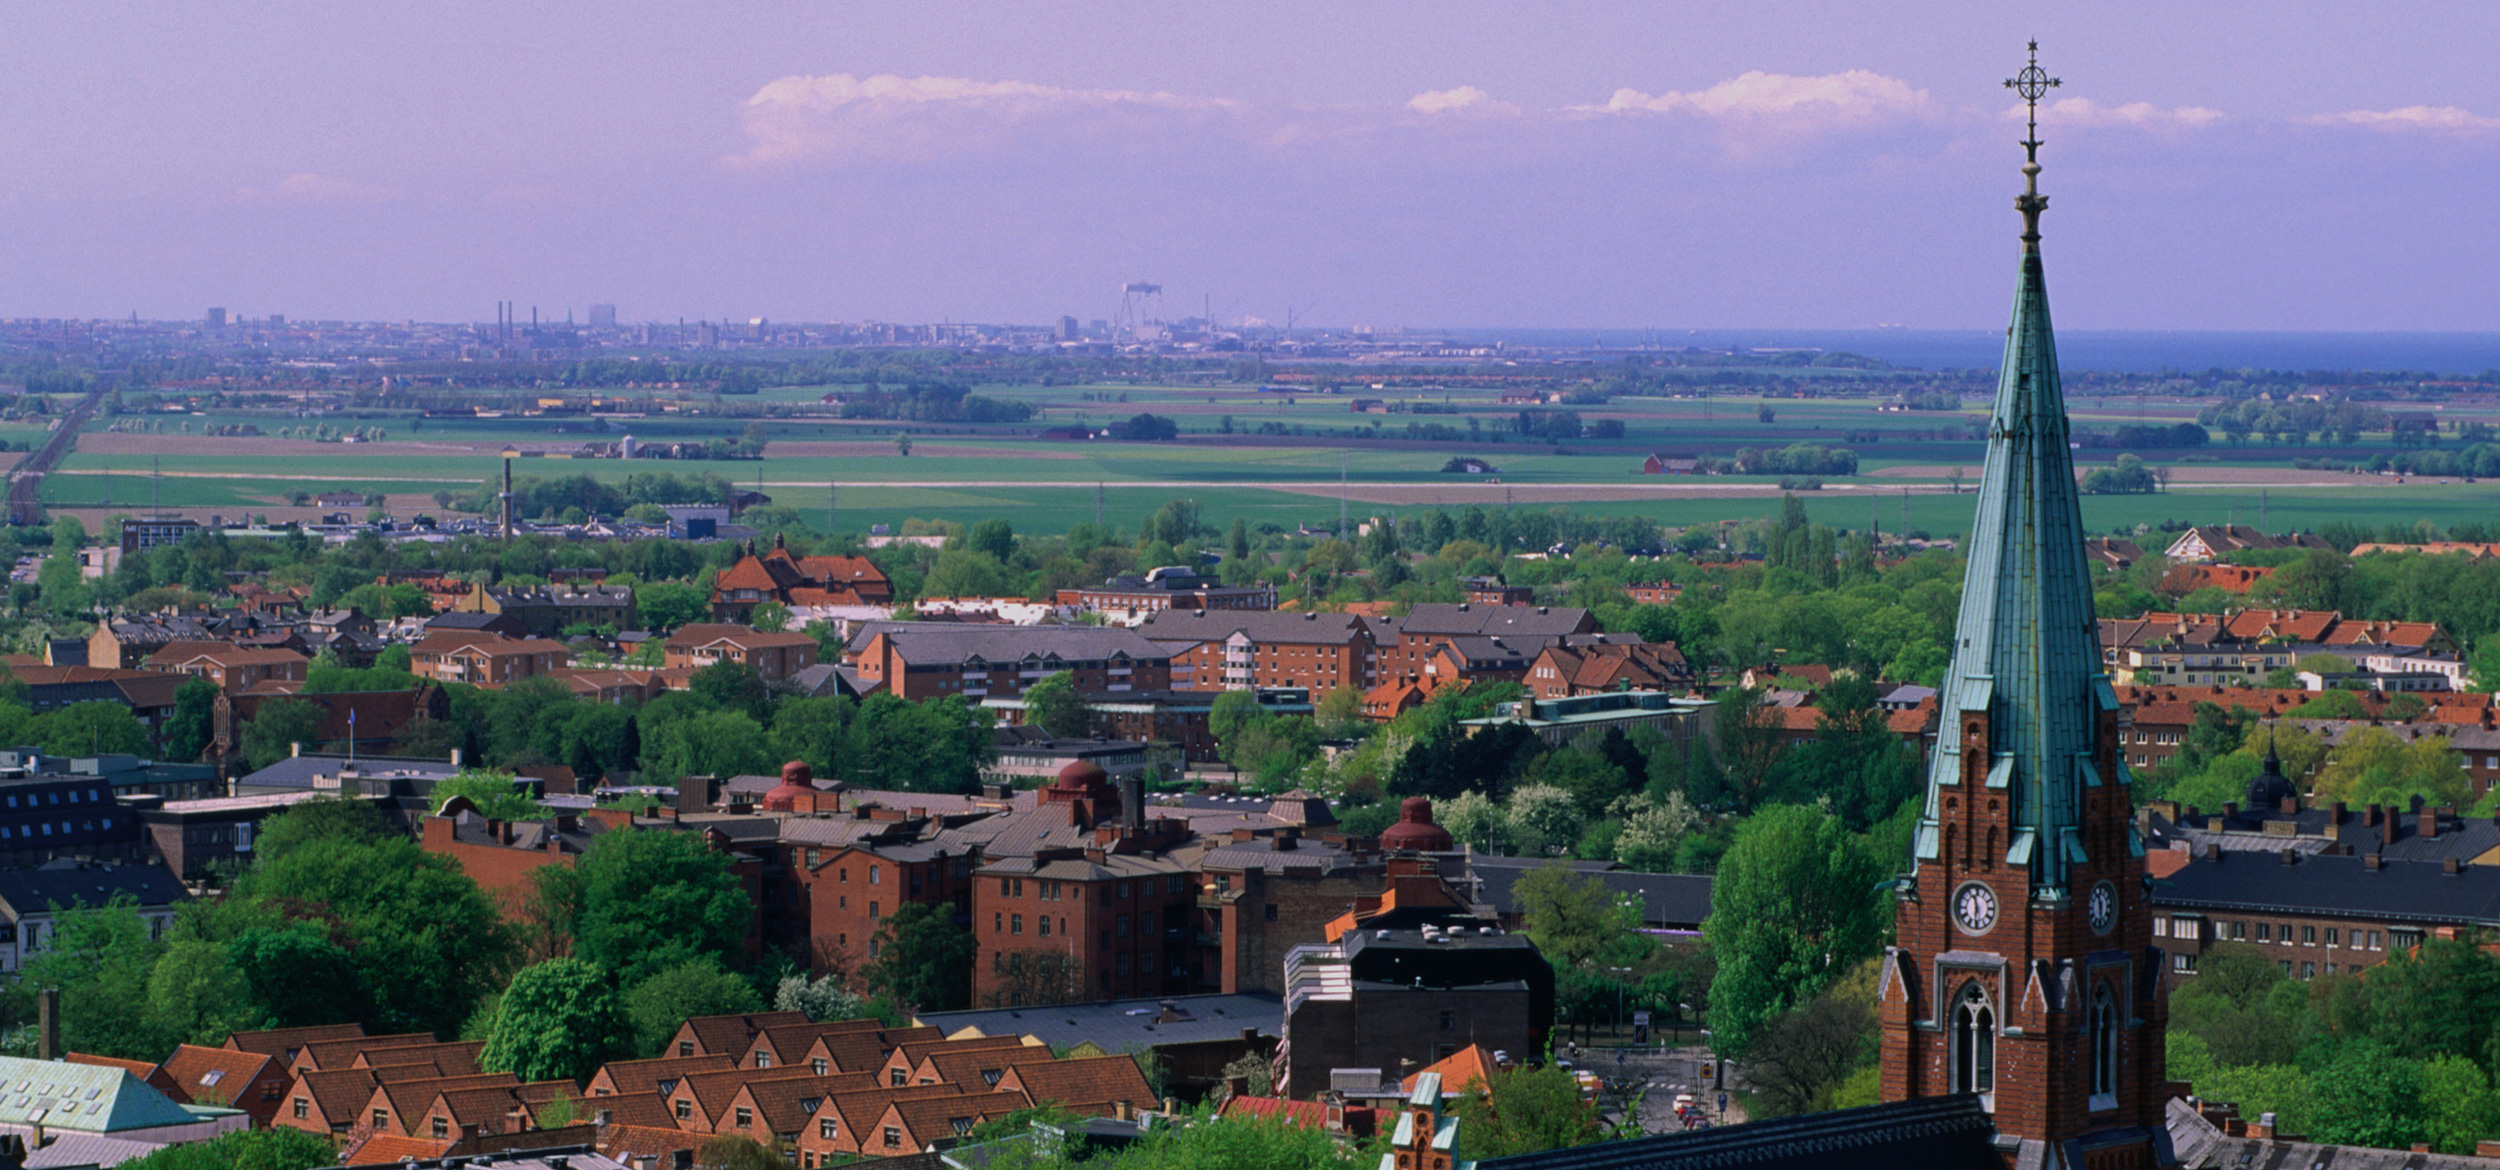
[2,2,2494,331]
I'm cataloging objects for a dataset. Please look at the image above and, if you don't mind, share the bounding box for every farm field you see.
[45,383,2500,539]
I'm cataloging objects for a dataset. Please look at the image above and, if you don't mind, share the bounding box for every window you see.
[2151,918,2167,938]
[811,1058,829,1076]
[821,1119,837,1140]
[2174,953,2197,972]
[293,1098,309,1120]
[1440,1011,1454,1031]
[2302,926,2316,945]
[1039,917,1051,938]
[883,1127,901,1149]
[869,902,880,920]
[1951,983,1994,1095]
[432,1117,449,1139]
[2301,962,2316,979]
[1117,915,1130,939]
[1264,903,1278,922]
[373,1110,389,1130]
[1000,878,1011,895]
[736,1107,753,1128]
[871,866,881,885]
[994,913,1002,933]
[2326,928,2340,947]
[1117,882,1131,899]
[679,1041,695,1058]
[1117,953,1130,976]
[2371,931,2383,950]
[2228,921,2247,940]
[2255,923,2272,942]
[2089,987,2118,1105]
[677,1099,693,1121]
[1011,914,1022,935]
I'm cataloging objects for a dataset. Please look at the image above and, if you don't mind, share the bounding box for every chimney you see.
[2367,803,2382,827]
[2223,802,2238,818]
[1231,828,1254,844]
[1122,774,1145,832]
[2251,1112,2277,1139]
[2332,801,2347,820]
[451,748,463,768]
[36,988,59,1061]
[2279,848,2297,865]
[1224,1077,1248,1100]
[2445,858,2463,875]
[2279,796,2297,815]
[2423,808,2441,841]
[2385,810,2399,848]
[290,741,302,759]
[2364,852,2383,870]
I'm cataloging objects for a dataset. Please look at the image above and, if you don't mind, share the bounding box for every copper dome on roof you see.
[1378,796,1453,852]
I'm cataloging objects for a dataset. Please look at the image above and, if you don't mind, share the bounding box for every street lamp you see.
[1607,966,1633,1039]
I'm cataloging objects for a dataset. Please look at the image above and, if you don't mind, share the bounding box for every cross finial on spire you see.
[2004,41,2061,252]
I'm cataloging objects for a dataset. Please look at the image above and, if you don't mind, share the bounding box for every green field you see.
[45,385,2500,539]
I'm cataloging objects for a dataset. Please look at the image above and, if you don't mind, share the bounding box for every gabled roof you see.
[290,1068,384,1121]
[877,1093,1005,1147]
[993,1055,1152,1111]
[156,1045,278,1106]
[63,1054,157,1081]
[339,1134,456,1165]
[589,1054,733,1095]
[810,1085,964,1141]
[1218,1094,1331,1128]
[1400,1044,1499,1093]
[675,1009,812,1057]
[0,1054,202,1132]
[0,864,190,919]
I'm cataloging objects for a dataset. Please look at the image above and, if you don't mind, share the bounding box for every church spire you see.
[2008,42,2060,253]
[1913,42,2113,899]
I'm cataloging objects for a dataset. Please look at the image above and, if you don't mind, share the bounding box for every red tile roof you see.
[340,1135,455,1165]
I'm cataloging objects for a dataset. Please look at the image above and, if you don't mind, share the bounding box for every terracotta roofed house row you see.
[585,1055,735,1098]
[662,625,820,683]
[711,537,893,623]
[795,1085,972,1167]
[665,1010,813,1059]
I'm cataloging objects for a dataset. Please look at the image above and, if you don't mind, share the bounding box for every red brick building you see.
[1136,610,1376,693]
[1370,603,1598,690]
[1524,641,1692,699]
[846,625,1172,701]
[665,624,820,682]
[410,631,570,687]
[711,537,893,623]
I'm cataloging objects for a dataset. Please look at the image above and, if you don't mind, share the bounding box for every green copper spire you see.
[1914,44,2120,897]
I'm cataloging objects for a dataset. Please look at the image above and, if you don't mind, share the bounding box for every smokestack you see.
[1122,774,1145,832]
[37,988,60,1062]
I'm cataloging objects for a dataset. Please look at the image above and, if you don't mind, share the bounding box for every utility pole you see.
[827,481,837,531]
[1096,482,1105,528]
[499,447,517,542]
[1339,454,1348,536]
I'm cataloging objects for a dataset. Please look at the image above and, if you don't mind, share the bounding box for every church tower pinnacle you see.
[1878,45,2175,1169]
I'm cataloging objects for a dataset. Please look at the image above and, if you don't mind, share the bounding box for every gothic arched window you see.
[1953,982,1995,1095]
[2090,985,2119,1101]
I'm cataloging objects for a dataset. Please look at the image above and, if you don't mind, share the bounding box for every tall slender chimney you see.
[1122,774,1146,832]
[37,988,60,1061]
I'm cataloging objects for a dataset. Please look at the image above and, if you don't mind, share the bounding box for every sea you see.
[1432,329,2500,377]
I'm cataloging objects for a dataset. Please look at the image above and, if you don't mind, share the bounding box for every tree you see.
[1500,784,1586,857]
[40,701,151,758]
[227,925,368,1030]
[636,582,711,632]
[111,1126,337,1170]
[2313,726,2473,809]
[163,677,220,762]
[433,769,549,820]
[748,599,793,634]
[1450,1063,1604,1160]
[238,698,329,771]
[145,939,259,1049]
[624,960,761,1054]
[1513,866,1653,971]
[481,958,633,1084]
[775,973,869,1023]
[14,897,172,1059]
[1704,804,1885,1057]
[559,830,750,985]
[893,433,913,457]
[1742,981,1878,1118]
[254,797,394,861]
[861,903,977,1011]
[230,833,513,1036]
[1022,671,1089,738]
[1711,687,1787,810]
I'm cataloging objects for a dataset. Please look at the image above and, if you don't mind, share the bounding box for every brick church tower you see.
[1877,46,2175,1170]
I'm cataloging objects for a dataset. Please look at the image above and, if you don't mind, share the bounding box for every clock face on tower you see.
[1953,881,1999,935]
[2088,880,2118,935]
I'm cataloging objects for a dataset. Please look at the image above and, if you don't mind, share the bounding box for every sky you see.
[3,2,2495,332]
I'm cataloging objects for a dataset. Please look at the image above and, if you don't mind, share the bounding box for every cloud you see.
[2305,105,2500,135]
[733,72,1238,165]
[235,172,393,205]
[1406,86,1518,117]
[2019,97,2225,130]
[1589,70,1934,123]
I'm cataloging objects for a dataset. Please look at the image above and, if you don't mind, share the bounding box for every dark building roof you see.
[847,623,1172,665]
[0,862,189,918]
[1381,603,1594,639]
[1136,609,1369,645]
[913,993,1283,1055]
[2146,797,2500,866]
[1466,857,1714,931]
[2153,850,2500,927]
[1474,1093,2004,1170]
